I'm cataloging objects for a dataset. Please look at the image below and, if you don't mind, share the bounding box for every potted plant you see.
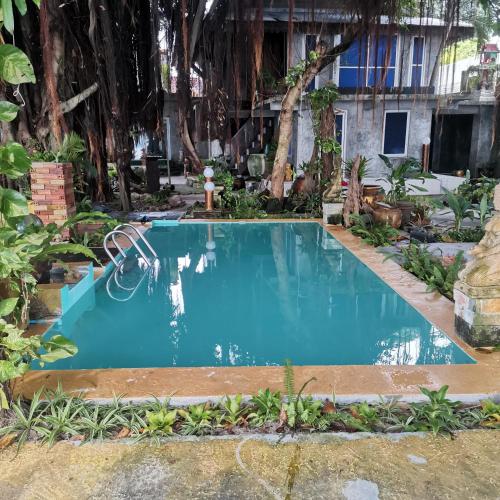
[345,156,384,203]
[378,155,434,227]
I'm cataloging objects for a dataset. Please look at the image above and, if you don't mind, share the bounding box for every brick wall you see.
[30,162,76,238]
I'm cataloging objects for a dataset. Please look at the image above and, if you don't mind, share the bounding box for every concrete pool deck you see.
[1,431,499,499]
[16,220,500,402]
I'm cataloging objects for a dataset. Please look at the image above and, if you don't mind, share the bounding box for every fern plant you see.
[55,132,86,163]
[392,244,464,300]
[282,359,318,429]
[348,214,399,247]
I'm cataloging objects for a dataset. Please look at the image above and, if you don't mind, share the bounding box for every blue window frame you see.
[383,111,409,156]
[339,35,397,88]
[410,37,424,87]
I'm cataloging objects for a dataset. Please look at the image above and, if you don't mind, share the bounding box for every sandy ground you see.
[0,431,498,499]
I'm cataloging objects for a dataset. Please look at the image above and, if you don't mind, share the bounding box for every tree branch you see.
[60,82,99,114]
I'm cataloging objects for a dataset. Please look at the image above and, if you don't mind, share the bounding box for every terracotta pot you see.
[362,184,384,206]
[396,200,415,227]
[363,185,382,196]
[373,206,402,228]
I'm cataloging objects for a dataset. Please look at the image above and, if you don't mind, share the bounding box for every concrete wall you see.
[295,97,434,176]
[289,28,444,176]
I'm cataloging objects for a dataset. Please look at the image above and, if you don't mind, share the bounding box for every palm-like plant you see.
[378,155,433,205]
[443,189,474,231]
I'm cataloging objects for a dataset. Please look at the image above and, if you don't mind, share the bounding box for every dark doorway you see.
[262,32,287,93]
[431,114,473,174]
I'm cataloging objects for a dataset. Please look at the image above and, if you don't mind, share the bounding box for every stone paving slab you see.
[0,431,498,499]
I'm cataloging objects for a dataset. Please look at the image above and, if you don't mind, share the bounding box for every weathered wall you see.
[295,97,434,176]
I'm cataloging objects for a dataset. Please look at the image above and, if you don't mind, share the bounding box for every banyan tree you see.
[1,0,166,210]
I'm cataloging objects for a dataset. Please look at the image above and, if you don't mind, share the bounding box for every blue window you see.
[339,35,397,88]
[339,36,368,87]
[335,112,346,158]
[383,111,408,156]
[367,35,397,87]
[410,37,424,87]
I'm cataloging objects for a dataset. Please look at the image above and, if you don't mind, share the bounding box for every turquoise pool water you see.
[43,222,473,369]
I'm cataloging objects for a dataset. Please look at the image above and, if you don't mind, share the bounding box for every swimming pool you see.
[42,222,473,369]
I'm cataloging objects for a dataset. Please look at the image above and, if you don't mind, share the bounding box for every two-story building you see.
[165,1,480,185]
[253,4,476,180]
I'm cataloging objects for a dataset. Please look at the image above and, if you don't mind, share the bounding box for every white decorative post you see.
[203,166,215,211]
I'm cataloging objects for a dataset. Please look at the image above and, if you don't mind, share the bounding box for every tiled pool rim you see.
[17,220,500,402]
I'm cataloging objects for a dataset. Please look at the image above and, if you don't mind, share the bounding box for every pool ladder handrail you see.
[103,224,158,268]
[106,262,150,302]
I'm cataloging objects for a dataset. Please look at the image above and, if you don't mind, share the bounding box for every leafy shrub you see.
[457,175,499,204]
[348,214,399,247]
[442,189,474,231]
[442,227,485,243]
[394,244,464,300]
[224,190,266,219]
[406,386,463,436]
[378,155,434,204]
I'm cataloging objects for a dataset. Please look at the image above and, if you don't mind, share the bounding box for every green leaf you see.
[0,187,28,218]
[14,0,27,15]
[0,297,17,317]
[0,142,31,178]
[1,0,15,34]
[0,100,19,121]
[37,243,98,262]
[0,44,36,84]
[31,0,39,7]
[0,386,8,409]
[0,359,28,383]
[39,335,78,363]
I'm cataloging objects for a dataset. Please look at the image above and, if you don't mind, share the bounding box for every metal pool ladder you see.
[103,223,158,267]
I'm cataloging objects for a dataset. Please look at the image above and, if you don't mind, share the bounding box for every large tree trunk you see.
[180,115,203,173]
[320,104,335,182]
[39,0,67,148]
[176,0,204,173]
[271,36,354,200]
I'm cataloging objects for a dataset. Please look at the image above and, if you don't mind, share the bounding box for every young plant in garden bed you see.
[390,244,465,300]
[248,389,282,428]
[2,384,499,447]
[405,386,463,436]
[348,214,399,247]
[178,403,217,436]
